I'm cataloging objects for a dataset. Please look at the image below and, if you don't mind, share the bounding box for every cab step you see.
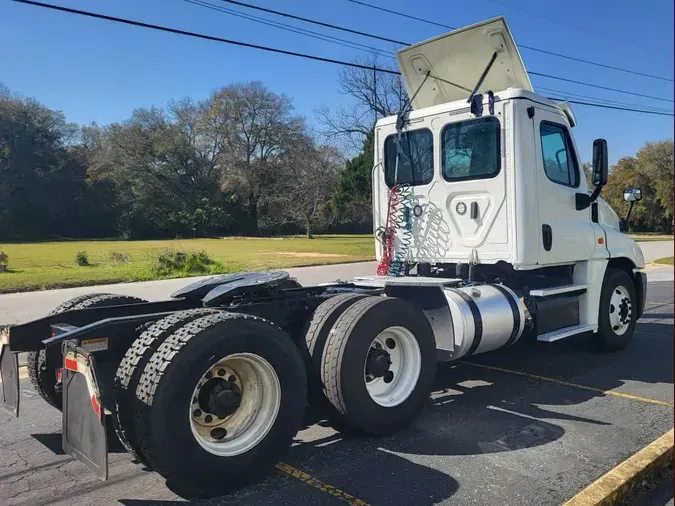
[537,324,596,342]
[530,284,588,297]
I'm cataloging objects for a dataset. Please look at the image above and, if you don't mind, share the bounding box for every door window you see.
[442,116,501,182]
[539,122,579,187]
[384,129,434,187]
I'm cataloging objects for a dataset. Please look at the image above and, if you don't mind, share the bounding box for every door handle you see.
[470,202,479,219]
[542,224,552,251]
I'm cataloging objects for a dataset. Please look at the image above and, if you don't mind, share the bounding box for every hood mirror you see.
[623,188,642,202]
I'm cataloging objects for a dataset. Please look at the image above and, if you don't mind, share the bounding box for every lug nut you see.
[193,409,202,417]
[218,368,226,376]
[228,375,237,383]
[204,415,213,423]
[205,371,213,379]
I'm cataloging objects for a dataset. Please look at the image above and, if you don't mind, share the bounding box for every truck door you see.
[533,108,595,265]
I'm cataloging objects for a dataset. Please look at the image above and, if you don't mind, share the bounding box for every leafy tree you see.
[332,130,374,227]
[602,140,674,232]
[0,93,87,240]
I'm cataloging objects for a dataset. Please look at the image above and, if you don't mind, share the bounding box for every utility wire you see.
[185,0,394,60]
[219,0,405,45]
[216,0,672,102]
[12,0,674,117]
[546,97,673,117]
[537,86,674,114]
[529,71,672,103]
[345,0,673,83]
[11,0,401,74]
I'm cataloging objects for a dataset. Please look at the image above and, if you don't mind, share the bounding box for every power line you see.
[546,97,673,117]
[217,0,672,102]
[483,0,656,54]
[11,0,674,118]
[207,0,672,105]
[345,0,674,83]
[219,0,405,45]
[529,71,672,103]
[11,0,400,74]
[537,87,674,114]
[185,0,395,60]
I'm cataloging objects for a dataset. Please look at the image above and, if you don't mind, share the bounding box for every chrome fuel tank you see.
[441,284,525,360]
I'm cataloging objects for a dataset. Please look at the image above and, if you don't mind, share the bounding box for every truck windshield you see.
[384,129,434,187]
[442,116,501,182]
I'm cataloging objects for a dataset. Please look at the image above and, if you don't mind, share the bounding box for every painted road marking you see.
[562,428,674,506]
[460,361,673,407]
[276,462,370,506]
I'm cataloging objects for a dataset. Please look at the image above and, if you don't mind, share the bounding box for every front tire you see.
[594,268,637,352]
[132,312,306,497]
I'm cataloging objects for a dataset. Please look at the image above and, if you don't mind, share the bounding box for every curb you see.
[562,428,674,506]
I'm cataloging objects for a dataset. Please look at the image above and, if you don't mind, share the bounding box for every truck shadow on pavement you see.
[102,289,675,505]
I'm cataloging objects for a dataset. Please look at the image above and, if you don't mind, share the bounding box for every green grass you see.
[0,235,375,293]
[653,257,674,266]
[629,233,674,242]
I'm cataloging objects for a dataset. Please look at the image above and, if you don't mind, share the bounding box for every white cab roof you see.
[375,88,569,128]
[397,16,532,109]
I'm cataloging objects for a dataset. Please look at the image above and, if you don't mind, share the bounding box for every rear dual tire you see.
[123,311,306,497]
[28,293,147,410]
[307,295,437,436]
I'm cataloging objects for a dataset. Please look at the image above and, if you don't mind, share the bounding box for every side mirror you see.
[592,139,608,187]
[623,187,642,202]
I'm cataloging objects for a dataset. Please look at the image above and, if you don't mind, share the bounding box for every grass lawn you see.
[0,235,375,294]
[654,257,674,265]
[629,233,674,242]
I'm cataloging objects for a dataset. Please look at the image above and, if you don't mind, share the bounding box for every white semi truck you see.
[0,16,646,498]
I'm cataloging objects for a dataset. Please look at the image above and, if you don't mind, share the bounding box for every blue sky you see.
[1,0,673,164]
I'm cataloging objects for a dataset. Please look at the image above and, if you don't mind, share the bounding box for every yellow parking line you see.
[460,361,673,407]
[276,462,370,506]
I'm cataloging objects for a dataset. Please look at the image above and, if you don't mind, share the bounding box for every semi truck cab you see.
[372,16,646,345]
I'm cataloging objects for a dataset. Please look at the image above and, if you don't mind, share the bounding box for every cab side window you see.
[540,122,579,187]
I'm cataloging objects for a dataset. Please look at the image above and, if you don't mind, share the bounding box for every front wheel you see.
[594,268,637,352]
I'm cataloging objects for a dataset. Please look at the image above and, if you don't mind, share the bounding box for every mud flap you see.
[0,328,20,416]
[62,341,108,481]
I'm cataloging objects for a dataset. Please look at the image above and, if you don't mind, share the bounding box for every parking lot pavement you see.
[1,279,672,506]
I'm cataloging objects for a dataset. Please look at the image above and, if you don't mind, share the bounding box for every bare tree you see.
[316,55,406,153]
[270,136,343,238]
[210,82,307,234]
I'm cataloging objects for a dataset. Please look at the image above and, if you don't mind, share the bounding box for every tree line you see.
[0,81,368,241]
[1,64,672,242]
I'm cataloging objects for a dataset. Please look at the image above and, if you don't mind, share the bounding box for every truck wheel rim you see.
[609,285,632,336]
[189,353,281,457]
[364,326,421,407]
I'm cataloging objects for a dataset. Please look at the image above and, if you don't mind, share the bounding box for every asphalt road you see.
[0,268,672,505]
[0,261,379,326]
